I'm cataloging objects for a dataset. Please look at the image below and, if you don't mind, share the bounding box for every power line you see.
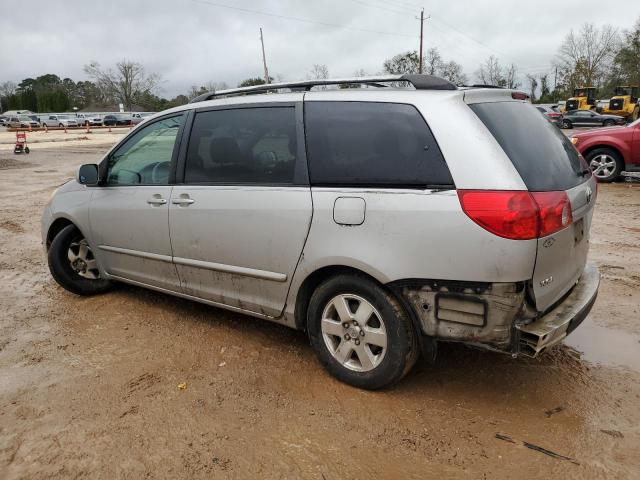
[190,0,416,38]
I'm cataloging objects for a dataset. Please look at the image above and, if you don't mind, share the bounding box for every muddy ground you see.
[1,145,639,479]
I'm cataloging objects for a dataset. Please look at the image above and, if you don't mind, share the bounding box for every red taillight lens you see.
[531,191,573,237]
[457,190,539,240]
[458,190,573,240]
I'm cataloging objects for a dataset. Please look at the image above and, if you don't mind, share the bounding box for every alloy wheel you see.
[321,294,387,372]
[589,154,617,180]
[67,239,100,279]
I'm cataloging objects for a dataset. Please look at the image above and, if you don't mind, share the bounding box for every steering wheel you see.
[151,161,170,183]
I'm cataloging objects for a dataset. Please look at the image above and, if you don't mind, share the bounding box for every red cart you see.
[14,131,30,154]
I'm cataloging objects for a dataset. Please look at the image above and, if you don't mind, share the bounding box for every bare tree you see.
[440,61,468,85]
[84,60,160,110]
[308,64,329,80]
[526,74,538,102]
[425,48,443,76]
[556,23,619,88]
[476,55,504,86]
[0,81,17,97]
[504,64,521,89]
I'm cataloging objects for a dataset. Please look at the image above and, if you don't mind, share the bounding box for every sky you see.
[0,0,637,97]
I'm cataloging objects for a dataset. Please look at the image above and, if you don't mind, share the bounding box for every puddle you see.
[564,319,640,371]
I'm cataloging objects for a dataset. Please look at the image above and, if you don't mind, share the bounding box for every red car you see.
[572,118,640,182]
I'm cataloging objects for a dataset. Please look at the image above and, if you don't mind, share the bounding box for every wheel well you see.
[46,218,75,250]
[293,265,413,332]
[582,145,623,162]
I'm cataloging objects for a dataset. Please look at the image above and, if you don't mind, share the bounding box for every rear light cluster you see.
[457,190,573,240]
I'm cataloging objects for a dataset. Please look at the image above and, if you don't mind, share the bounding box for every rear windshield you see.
[470,101,589,191]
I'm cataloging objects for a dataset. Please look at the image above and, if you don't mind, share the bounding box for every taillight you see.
[531,191,573,237]
[457,190,572,240]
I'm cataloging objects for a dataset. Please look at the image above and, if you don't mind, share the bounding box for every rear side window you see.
[470,102,588,191]
[305,102,453,188]
[185,107,297,185]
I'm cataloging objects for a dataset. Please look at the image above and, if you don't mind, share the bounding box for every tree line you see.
[1,17,638,113]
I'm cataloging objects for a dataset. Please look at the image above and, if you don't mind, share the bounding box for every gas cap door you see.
[333,197,366,226]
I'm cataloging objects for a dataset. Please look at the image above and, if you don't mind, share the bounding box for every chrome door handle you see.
[172,197,195,206]
[147,196,167,205]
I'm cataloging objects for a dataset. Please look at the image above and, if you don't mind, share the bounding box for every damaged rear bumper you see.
[393,263,599,356]
[516,263,599,356]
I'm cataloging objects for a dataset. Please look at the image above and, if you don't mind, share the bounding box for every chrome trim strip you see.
[98,245,173,263]
[173,256,287,282]
[99,245,287,282]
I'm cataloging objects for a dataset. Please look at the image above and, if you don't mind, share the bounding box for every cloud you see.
[0,0,635,97]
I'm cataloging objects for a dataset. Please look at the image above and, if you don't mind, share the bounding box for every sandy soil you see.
[1,145,639,479]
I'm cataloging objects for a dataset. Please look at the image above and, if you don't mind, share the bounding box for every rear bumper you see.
[516,263,599,356]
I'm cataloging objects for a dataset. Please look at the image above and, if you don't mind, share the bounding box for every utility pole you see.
[260,28,270,85]
[553,66,558,102]
[416,9,430,74]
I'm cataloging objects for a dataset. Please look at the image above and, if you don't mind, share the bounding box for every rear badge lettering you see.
[539,276,554,287]
[543,238,555,248]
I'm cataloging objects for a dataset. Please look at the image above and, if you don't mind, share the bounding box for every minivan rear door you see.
[469,98,596,311]
[169,100,312,318]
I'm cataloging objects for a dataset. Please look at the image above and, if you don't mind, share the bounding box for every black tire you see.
[24,147,30,154]
[48,225,113,295]
[603,119,615,127]
[562,119,572,129]
[585,147,623,183]
[307,274,419,390]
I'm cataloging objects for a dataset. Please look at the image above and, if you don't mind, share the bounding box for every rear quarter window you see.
[470,101,588,191]
[305,101,453,188]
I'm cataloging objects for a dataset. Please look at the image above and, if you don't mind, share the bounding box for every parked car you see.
[42,115,78,128]
[571,117,640,182]
[0,115,7,126]
[6,115,40,128]
[76,113,103,126]
[559,110,626,129]
[535,105,562,123]
[103,114,132,126]
[42,75,599,390]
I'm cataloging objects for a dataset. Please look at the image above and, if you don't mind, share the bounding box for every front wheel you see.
[562,119,572,129]
[48,225,113,295]
[586,148,623,183]
[307,274,418,390]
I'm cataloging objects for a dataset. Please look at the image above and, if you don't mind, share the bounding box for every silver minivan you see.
[42,75,599,389]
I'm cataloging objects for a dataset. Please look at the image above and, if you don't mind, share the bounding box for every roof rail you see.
[189,74,457,103]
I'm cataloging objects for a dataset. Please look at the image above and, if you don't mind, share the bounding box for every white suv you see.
[41,75,599,389]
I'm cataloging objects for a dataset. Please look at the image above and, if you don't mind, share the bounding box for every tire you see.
[586,147,623,183]
[603,119,615,127]
[24,147,30,154]
[307,274,419,390]
[562,119,572,129]
[48,225,113,295]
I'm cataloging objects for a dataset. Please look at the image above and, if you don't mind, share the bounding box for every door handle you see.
[172,196,195,206]
[147,196,167,206]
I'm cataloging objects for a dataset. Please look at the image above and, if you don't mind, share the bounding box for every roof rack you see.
[189,74,457,103]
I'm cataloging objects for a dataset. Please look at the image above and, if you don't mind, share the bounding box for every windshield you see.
[614,87,631,96]
[470,101,589,191]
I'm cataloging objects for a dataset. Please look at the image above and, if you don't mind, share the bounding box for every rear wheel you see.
[603,119,615,127]
[586,148,623,182]
[562,119,572,129]
[48,225,113,295]
[307,274,418,390]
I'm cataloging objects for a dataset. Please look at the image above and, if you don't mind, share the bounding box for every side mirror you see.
[77,164,99,185]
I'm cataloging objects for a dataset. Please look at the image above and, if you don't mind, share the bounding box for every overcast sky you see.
[1,0,637,97]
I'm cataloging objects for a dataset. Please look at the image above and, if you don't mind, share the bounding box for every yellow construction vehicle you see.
[602,86,640,121]
[562,87,597,112]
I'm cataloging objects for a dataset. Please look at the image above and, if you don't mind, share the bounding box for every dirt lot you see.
[1,144,639,479]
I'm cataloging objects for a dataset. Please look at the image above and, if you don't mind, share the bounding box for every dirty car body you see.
[42,75,600,389]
